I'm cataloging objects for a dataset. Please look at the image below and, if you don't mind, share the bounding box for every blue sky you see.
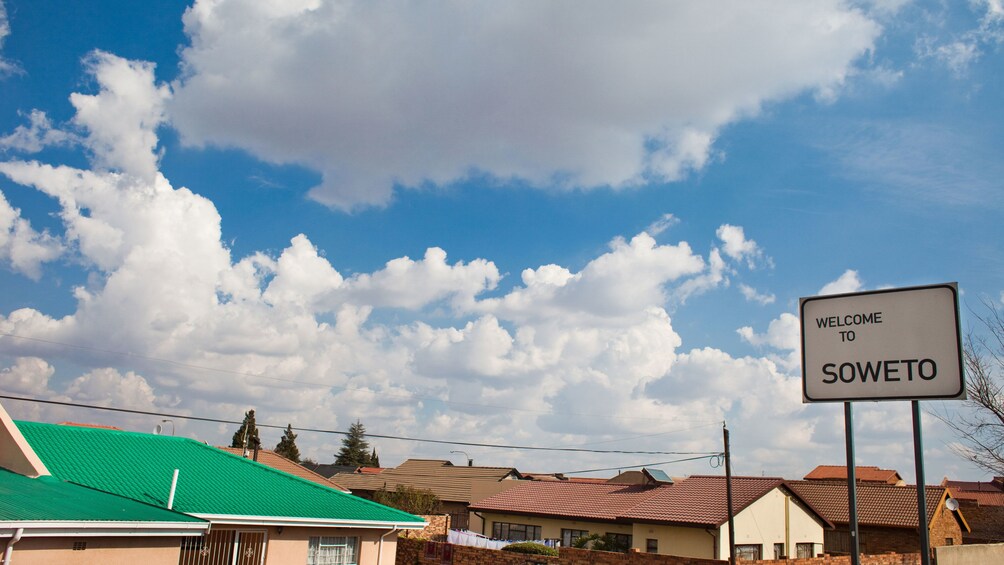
[0,0,1001,481]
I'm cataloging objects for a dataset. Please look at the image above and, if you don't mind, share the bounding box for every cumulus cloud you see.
[0,191,63,279]
[739,283,776,305]
[0,2,16,77]
[819,269,863,295]
[0,47,931,478]
[71,51,171,181]
[0,110,77,153]
[717,224,770,268]
[914,1,1004,74]
[170,0,880,210]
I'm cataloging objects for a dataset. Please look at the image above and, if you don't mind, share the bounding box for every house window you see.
[492,522,541,541]
[736,544,761,560]
[646,539,658,553]
[561,529,588,547]
[307,536,359,565]
[945,538,954,546]
[773,542,785,559]
[604,533,632,552]
[796,543,814,558]
[72,541,87,551]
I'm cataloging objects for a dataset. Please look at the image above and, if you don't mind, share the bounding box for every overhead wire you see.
[0,394,722,457]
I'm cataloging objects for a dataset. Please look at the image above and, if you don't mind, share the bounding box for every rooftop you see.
[788,480,964,530]
[17,421,424,528]
[0,468,207,534]
[804,465,904,485]
[333,458,520,503]
[216,447,349,492]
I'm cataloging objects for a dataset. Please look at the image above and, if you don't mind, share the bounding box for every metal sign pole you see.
[845,402,860,565]
[912,401,932,565]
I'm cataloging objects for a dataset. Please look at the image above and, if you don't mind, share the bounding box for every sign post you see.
[800,283,964,565]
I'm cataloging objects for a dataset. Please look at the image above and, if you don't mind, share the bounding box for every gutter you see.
[2,528,23,565]
[192,515,426,529]
[377,527,399,565]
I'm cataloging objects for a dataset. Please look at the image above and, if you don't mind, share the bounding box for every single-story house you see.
[333,459,522,531]
[788,479,969,554]
[469,474,832,560]
[3,404,425,565]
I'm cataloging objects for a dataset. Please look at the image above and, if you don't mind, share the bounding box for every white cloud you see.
[65,367,159,409]
[739,283,776,305]
[0,110,77,153]
[0,357,54,395]
[717,224,769,268]
[645,213,679,236]
[0,190,63,279]
[819,269,863,295]
[71,51,171,181]
[170,0,880,210]
[0,2,16,77]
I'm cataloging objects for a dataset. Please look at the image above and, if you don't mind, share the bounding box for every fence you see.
[397,537,923,565]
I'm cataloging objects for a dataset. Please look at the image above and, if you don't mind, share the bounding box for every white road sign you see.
[800,283,965,403]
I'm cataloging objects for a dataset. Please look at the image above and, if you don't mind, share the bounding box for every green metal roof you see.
[0,468,205,524]
[16,421,424,527]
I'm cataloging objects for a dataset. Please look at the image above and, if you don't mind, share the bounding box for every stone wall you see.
[401,515,452,541]
[396,537,920,565]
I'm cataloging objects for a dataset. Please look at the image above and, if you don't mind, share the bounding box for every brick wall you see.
[397,538,920,565]
[402,515,452,541]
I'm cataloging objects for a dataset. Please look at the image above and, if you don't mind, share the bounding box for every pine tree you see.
[274,423,301,463]
[368,448,380,467]
[335,420,372,467]
[231,409,260,450]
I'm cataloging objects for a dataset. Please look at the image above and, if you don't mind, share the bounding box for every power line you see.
[0,331,715,425]
[559,454,722,475]
[0,394,721,457]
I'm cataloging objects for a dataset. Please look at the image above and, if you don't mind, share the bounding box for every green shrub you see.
[501,542,558,556]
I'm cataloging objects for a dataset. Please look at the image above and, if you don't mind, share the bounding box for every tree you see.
[231,409,260,450]
[274,424,301,463]
[369,447,380,468]
[942,298,1004,475]
[372,485,440,515]
[335,420,376,467]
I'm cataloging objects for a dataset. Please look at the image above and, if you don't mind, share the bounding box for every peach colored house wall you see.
[7,536,182,565]
[261,525,401,565]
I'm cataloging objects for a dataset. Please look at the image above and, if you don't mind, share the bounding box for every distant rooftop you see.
[804,465,904,485]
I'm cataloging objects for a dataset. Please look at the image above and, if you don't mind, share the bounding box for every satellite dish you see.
[153,424,163,435]
[945,498,959,511]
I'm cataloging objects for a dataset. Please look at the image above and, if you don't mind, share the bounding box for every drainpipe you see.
[3,528,24,565]
[377,528,399,565]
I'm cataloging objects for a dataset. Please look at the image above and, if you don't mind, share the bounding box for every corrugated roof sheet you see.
[333,459,518,503]
[788,480,947,528]
[17,421,424,526]
[0,468,205,524]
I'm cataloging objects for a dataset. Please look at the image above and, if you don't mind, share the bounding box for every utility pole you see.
[724,423,736,565]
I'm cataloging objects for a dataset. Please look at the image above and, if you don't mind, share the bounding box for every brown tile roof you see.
[623,476,799,526]
[470,475,827,529]
[942,477,1004,506]
[332,459,519,503]
[804,465,903,485]
[470,481,669,521]
[217,447,349,492]
[788,480,952,529]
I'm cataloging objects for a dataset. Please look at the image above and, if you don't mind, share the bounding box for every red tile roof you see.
[788,480,955,529]
[470,475,827,528]
[804,465,903,485]
[942,477,1004,506]
[217,447,349,492]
